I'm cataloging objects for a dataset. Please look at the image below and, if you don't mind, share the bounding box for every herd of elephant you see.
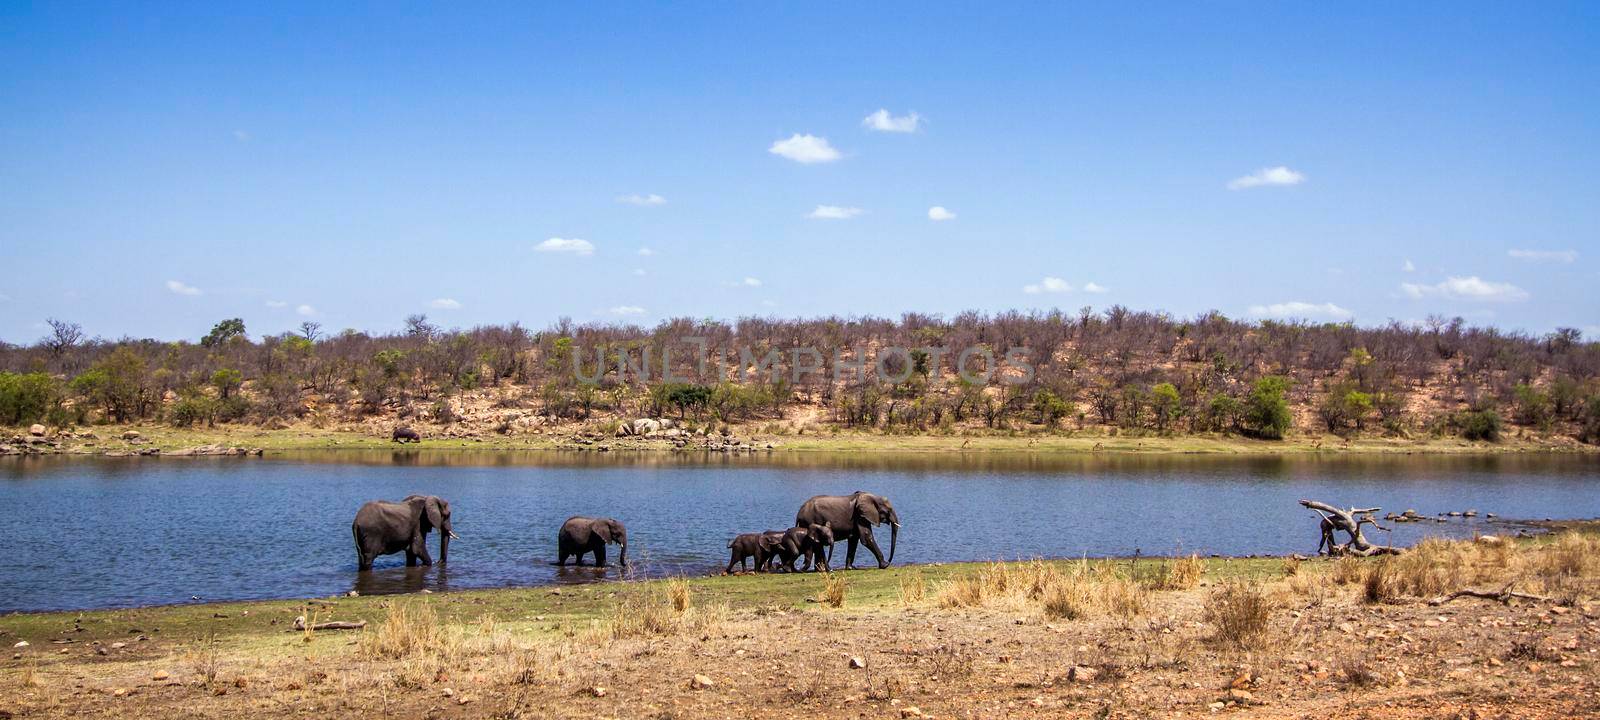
[350,491,901,575]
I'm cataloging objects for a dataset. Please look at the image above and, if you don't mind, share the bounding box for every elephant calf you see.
[774,525,835,573]
[392,426,421,443]
[558,516,628,567]
[727,530,784,574]
[352,495,456,571]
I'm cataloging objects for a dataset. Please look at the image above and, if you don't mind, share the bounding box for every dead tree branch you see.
[1299,499,1403,557]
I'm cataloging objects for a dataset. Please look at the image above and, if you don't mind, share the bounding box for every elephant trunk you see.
[617,542,628,566]
[440,526,453,564]
[888,511,900,565]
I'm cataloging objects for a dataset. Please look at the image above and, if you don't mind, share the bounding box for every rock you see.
[347,590,359,597]
[691,673,715,689]
[441,687,455,698]
[1067,665,1099,683]
[1207,701,1225,712]
[849,656,867,669]
[12,641,27,648]
[152,670,170,681]
[122,431,141,440]
[900,707,925,718]
[590,686,607,697]
[110,642,126,649]
[1476,535,1503,545]
[112,687,131,698]
[28,424,45,436]
[1226,688,1254,703]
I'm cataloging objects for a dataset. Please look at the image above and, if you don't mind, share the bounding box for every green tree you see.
[1244,376,1292,439]
[0,372,59,425]
[1149,382,1181,431]
[211,368,244,399]
[1031,388,1073,426]
[201,318,247,348]
[70,347,149,422]
[1455,407,1502,442]
[1512,383,1552,429]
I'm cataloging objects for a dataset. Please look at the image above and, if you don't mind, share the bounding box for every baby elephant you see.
[392,426,421,443]
[558,516,628,567]
[727,530,785,574]
[775,525,835,573]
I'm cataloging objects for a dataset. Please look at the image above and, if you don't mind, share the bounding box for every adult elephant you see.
[795,491,899,569]
[352,495,456,571]
[558,516,628,567]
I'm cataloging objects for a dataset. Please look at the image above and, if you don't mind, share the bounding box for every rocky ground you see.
[3,531,1596,719]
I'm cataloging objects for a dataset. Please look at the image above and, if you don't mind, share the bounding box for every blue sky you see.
[2,3,1597,342]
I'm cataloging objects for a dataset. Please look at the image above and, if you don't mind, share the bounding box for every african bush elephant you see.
[795,491,899,569]
[352,495,456,571]
[392,426,421,443]
[727,530,785,574]
[558,516,628,567]
[774,525,835,573]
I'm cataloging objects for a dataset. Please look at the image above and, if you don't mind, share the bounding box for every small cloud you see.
[165,280,202,296]
[232,130,251,142]
[808,205,864,220]
[1082,282,1109,294]
[1022,277,1071,294]
[862,109,921,133]
[1402,259,1416,272]
[296,304,318,317]
[768,133,842,164]
[727,277,763,288]
[1508,249,1578,264]
[632,268,647,276]
[429,298,462,310]
[927,206,956,221]
[536,237,595,256]
[1399,276,1529,302]
[607,305,646,316]
[1227,166,1305,190]
[617,193,666,206]
[1247,301,1353,320]
[265,300,288,308]
[637,247,656,256]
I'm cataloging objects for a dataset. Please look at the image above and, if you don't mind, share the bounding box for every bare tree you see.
[43,318,84,356]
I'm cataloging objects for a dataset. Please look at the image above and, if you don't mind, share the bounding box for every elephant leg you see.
[859,526,888,569]
[726,554,738,574]
[405,550,418,567]
[595,544,608,567]
[844,537,860,569]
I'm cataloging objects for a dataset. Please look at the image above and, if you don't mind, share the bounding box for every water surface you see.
[3,451,1595,612]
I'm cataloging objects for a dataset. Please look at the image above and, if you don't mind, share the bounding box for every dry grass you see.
[1202,581,1278,648]
[898,569,927,605]
[360,602,451,660]
[1150,554,1205,590]
[666,576,692,612]
[820,573,848,608]
[933,559,1147,620]
[1331,555,1366,585]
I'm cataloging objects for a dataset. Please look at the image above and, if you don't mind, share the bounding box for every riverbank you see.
[6,422,1597,457]
[4,528,1596,719]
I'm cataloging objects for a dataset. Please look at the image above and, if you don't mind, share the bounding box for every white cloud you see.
[728,277,763,288]
[265,300,288,308]
[536,237,595,256]
[165,280,202,296]
[1227,166,1305,190]
[808,205,864,220]
[927,206,956,221]
[1508,249,1578,264]
[1402,259,1416,272]
[637,247,656,256]
[1083,282,1109,294]
[429,298,462,310]
[607,305,646,316]
[1022,277,1071,294]
[1399,276,1529,302]
[768,134,841,164]
[862,109,921,133]
[617,193,666,206]
[1247,301,1353,320]
[296,304,317,317]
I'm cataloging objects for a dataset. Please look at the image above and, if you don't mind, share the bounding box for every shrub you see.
[1203,581,1277,647]
[1151,554,1205,590]
[0,371,58,425]
[820,574,848,608]
[1244,376,1292,439]
[168,392,218,427]
[1455,408,1502,441]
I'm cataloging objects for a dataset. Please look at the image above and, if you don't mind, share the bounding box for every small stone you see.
[590,686,607,697]
[900,707,925,718]
[1068,665,1099,683]
[691,673,715,689]
[1028,697,1044,707]
[1487,657,1503,667]
[110,642,126,649]
[112,687,131,697]
[849,656,867,669]
[1337,622,1355,634]
[1227,688,1254,703]
[1207,701,1225,712]
[1526,662,1544,674]
[95,646,108,656]
[29,424,46,436]
[441,687,455,697]
[1559,659,1578,668]
[456,696,473,705]
[152,670,170,680]
[346,591,359,597]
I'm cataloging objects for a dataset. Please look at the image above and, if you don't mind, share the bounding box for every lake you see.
[3,451,1596,612]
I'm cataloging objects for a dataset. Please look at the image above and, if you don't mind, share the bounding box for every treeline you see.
[3,309,1599,444]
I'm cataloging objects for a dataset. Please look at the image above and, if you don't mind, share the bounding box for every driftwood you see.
[1299,500,1403,557]
[1428,585,1555,606]
[293,616,367,631]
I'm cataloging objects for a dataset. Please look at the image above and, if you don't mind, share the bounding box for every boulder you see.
[122,431,141,441]
[28,424,46,436]
[1067,665,1098,683]
[690,673,715,689]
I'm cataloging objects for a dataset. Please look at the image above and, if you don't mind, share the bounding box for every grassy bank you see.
[12,422,1598,456]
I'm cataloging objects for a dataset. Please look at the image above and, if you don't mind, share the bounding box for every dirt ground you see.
[3,540,1597,720]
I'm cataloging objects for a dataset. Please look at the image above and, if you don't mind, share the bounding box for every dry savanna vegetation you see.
[4,311,1600,454]
[3,528,1596,719]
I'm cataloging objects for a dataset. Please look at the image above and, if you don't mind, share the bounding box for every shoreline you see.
[6,423,1598,458]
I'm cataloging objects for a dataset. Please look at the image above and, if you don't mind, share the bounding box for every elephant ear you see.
[424,497,444,531]
[593,520,614,543]
[854,494,882,525]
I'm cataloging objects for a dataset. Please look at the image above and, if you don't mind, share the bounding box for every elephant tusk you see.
[447,530,460,539]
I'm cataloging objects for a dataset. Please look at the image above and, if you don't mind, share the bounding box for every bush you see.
[0,371,58,425]
[1244,376,1292,439]
[1455,408,1502,441]
[1203,581,1277,647]
[168,393,218,427]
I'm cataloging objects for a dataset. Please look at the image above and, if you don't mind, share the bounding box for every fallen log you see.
[1299,499,1404,556]
[1427,585,1555,606]
[293,616,367,631]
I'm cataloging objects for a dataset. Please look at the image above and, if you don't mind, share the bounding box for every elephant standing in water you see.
[795,491,899,569]
[558,516,628,567]
[352,495,456,571]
